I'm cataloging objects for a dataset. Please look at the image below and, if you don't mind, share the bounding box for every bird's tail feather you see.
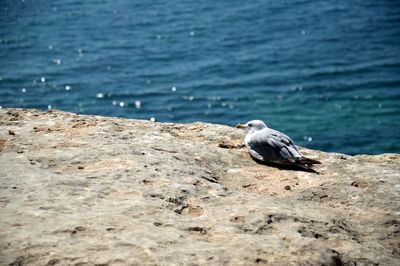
[298,156,321,165]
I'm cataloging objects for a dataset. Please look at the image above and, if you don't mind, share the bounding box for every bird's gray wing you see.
[247,128,301,163]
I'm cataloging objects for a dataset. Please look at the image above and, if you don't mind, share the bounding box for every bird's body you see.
[236,120,321,169]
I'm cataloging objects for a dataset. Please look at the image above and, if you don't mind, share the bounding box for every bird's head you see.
[235,120,267,133]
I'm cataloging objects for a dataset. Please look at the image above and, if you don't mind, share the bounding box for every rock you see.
[0,108,399,265]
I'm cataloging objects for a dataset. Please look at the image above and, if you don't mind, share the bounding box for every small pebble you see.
[284,185,291,190]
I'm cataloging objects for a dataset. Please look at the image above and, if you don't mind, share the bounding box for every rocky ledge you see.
[0,108,399,265]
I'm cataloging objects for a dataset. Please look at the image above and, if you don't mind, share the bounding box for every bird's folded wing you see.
[248,129,300,163]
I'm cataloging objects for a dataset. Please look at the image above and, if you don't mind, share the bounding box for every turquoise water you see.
[1,0,400,155]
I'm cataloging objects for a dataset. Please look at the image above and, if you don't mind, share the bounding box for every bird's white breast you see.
[245,131,259,148]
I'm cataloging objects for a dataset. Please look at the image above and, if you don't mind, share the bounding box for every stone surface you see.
[0,108,399,265]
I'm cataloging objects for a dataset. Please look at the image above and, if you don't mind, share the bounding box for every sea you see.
[1,0,399,155]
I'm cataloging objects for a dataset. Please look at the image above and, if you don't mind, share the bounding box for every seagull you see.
[235,120,321,169]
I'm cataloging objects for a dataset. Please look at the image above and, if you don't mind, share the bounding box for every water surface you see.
[1,0,400,154]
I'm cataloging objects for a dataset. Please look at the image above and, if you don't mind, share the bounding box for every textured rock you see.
[0,108,399,265]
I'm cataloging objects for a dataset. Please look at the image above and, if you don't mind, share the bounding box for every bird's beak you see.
[235,123,247,129]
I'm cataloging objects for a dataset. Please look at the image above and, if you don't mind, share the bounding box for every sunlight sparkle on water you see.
[303,136,313,142]
[183,95,194,101]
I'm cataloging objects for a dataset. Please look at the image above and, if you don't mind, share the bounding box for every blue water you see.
[1,0,400,155]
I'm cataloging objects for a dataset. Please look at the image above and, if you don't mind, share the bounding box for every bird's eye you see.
[248,123,253,127]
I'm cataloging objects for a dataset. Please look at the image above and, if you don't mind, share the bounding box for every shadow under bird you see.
[235,120,321,170]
